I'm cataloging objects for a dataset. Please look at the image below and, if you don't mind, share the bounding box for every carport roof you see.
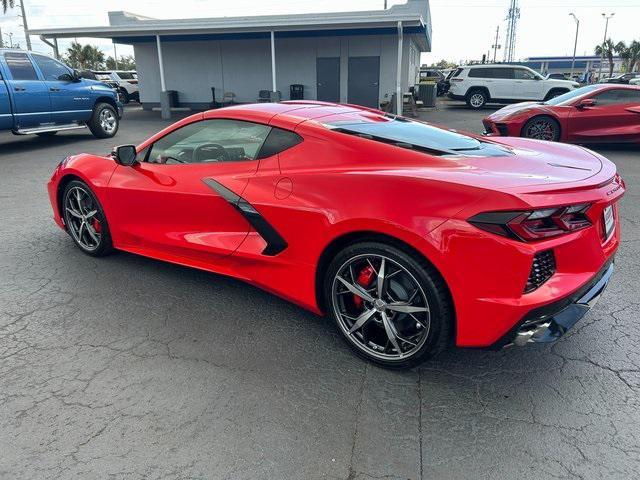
[29,0,431,50]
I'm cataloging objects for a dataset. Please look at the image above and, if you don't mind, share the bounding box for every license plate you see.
[603,205,615,241]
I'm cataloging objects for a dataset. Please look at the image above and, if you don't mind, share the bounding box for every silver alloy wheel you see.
[470,93,485,108]
[331,254,431,361]
[525,119,555,141]
[99,108,117,134]
[64,186,102,251]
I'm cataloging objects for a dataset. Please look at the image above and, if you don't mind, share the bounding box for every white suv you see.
[448,64,579,109]
[93,71,139,104]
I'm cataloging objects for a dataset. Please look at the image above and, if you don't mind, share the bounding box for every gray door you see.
[316,57,340,103]
[348,56,380,108]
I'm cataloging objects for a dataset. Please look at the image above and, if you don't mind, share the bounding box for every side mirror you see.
[72,69,81,82]
[577,98,596,109]
[112,145,138,166]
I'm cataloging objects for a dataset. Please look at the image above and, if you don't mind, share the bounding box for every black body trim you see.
[202,178,288,256]
[489,258,615,349]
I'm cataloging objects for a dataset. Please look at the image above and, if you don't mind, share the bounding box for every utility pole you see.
[503,0,520,62]
[384,0,388,9]
[113,41,119,69]
[598,13,614,81]
[569,13,580,80]
[18,1,32,51]
[5,32,14,49]
[491,25,501,63]
[0,28,3,48]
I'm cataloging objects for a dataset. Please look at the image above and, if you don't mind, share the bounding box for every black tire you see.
[521,115,561,142]
[119,88,130,104]
[323,241,452,369]
[465,88,488,109]
[62,180,114,257]
[87,102,119,139]
[36,131,58,137]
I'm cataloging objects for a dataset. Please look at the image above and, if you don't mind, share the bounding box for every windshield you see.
[544,85,601,106]
[116,71,135,80]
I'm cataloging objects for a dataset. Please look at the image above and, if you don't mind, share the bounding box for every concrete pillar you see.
[156,35,170,120]
[396,21,403,116]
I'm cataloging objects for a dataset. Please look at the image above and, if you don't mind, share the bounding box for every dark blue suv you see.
[0,49,123,138]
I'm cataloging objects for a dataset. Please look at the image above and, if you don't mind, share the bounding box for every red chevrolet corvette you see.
[48,101,624,368]
[483,84,640,144]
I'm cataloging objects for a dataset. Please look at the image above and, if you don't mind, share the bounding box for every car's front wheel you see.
[62,180,113,257]
[88,103,119,139]
[521,115,560,142]
[324,241,452,369]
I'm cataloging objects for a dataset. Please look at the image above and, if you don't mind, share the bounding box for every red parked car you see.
[47,102,624,368]
[483,84,640,144]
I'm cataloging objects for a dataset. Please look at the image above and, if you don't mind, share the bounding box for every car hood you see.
[385,137,614,193]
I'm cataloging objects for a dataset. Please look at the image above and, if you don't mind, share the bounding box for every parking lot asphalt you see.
[1,102,639,479]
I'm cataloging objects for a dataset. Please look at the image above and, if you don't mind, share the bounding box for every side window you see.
[617,89,640,103]
[146,119,271,165]
[32,54,71,81]
[594,89,629,106]
[493,68,514,79]
[257,127,303,159]
[468,68,486,78]
[4,52,39,81]
[514,68,536,80]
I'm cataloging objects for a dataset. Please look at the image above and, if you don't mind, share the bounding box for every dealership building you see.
[31,0,432,117]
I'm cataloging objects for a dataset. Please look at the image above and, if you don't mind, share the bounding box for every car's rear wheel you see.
[521,115,560,142]
[62,180,113,257]
[324,242,452,369]
[119,88,130,104]
[466,89,488,109]
[88,103,119,139]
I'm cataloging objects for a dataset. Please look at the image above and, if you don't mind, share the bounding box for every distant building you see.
[522,56,624,79]
[31,0,432,116]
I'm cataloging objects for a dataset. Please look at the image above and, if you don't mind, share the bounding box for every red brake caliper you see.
[353,265,375,309]
[93,219,102,233]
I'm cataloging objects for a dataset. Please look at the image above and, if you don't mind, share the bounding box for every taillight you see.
[469,204,592,241]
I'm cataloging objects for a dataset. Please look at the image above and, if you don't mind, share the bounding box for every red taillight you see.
[469,204,592,242]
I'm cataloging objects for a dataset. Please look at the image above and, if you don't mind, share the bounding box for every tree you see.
[64,42,105,70]
[2,0,14,13]
[106,55,136,71]
[595,38,616,78]
[627,40,640,72]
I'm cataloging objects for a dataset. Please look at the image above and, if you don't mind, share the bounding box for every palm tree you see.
[595,38,616,78]
[615,41,630,72]
[2,0,14,13]
[628,40,640,72]
[64,42,105,70]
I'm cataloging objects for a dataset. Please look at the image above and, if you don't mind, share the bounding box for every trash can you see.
[290,84,304,100]
[417,83,437,107]
[166,90,179,108]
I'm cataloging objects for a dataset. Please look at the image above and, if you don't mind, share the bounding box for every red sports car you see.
[483,84,640,144]
[47,101,624,368]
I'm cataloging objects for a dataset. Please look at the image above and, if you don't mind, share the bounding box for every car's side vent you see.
[525,250,556,293]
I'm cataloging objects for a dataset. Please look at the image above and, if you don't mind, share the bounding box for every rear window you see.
[322,113,510,157]
[116,71,135,80]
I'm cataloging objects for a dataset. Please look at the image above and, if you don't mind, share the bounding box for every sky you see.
[1,0,639,64]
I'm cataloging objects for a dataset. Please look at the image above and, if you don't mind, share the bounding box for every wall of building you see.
[134,33,416,108]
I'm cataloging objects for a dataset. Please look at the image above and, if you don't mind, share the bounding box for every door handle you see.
[14,86,26,92]
[50,87,60,92]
